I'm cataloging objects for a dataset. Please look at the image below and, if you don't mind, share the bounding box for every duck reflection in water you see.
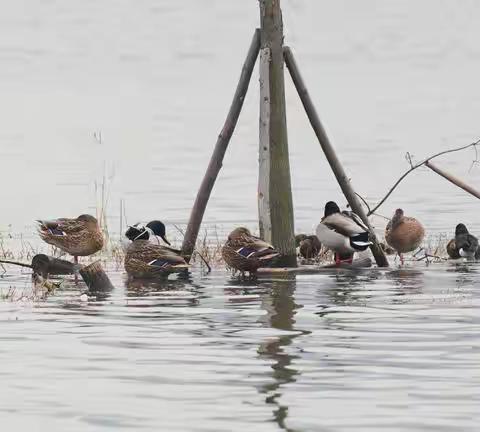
[257,277,306,430]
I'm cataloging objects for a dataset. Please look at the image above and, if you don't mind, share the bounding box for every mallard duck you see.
[37,214,104,263]
[449,223,479,259]
[315,201,371,265]
[124,229,188,279]
[385,209,424,264]
[222,227,280,275]
[295,234,322,259]
[125,220,171,245]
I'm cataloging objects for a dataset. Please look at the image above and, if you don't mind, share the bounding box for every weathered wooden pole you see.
[425,161,480,199]
[258,0,297,267]
[283,46,389,267]
[181,29,261,260]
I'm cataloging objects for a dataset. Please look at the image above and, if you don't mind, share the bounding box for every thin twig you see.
[368,139,480,216]
[173,224,212,273]
[0,259,32,269]
[354,192,372,214]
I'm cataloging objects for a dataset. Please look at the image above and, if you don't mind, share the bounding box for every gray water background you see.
[1,1,479,431]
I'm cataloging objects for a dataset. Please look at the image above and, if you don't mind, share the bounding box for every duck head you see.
[77,214,99,227]
[228,227,251,241]
[324,201,340,217]
[146,220,170,245]
[455,223,469,236]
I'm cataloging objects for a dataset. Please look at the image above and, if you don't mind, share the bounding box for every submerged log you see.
[283,46,389,268]
[181,29,261,261]
[79,261,114,292]
[31,254,77,277]
[426,160,480,200]
[257,256,373,275]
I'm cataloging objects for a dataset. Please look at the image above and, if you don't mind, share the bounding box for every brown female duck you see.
[295,234,322,259]
[222,227,279,275]
[37,214,104,263]
[385,209,424,264]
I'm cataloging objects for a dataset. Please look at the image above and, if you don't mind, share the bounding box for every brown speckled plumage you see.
[37,214,104,257]
[222,227,279,274]
[446,239,461,259]
[385,209,424,254]
[124,240,188,278]
[295,234,321,259]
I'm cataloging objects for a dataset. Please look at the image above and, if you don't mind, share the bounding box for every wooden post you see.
[79,261,114,292]
[259,0,297,267]
[283,46,389,267]
[258,46,272,242]
[425,161,480,199]
[181,29,261,260]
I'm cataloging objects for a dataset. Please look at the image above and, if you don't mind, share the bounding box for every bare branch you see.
[368,139,480,216]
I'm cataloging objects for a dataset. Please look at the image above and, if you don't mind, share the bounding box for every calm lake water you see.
[1,1,480,431]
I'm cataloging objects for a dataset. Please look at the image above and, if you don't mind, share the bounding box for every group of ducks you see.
[34,200,479,279]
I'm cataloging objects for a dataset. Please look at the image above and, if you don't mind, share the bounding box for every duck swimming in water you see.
[451,223,479,259]
[124,224,188,279]
[315,201,371,265]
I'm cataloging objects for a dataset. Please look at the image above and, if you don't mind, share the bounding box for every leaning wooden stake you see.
[259,0,297,267]
[283,46,389,267]
[426,160,480,199]
[79,261,114,292]
[181,29,261,260]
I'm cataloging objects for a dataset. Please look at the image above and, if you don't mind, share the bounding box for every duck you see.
[295,234,322,259]
[125,220,171,245]
[37,214,104,264]
[124,227,188,279]
[449,223,479,259]
[385,208,424,264]
[315,201,371,265]
[446,239,461,259]
[222,227,280,275]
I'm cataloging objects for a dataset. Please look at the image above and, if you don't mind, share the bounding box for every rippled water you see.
[1,263,479,431]
[1,1,480,431]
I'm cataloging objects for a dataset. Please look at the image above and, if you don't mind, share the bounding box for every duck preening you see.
[385,208,424,265]
[295,234,321,259]
[222,227,280,275]
[315,201,372,265]
[37,214,104,264]
[446,223,479,259]
[125,220,171,245]
[124,225,188,278]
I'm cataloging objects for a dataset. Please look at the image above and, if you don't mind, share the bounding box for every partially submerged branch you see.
[368,139,480,216]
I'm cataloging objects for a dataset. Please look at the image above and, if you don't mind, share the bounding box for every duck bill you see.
[161,235,171,246]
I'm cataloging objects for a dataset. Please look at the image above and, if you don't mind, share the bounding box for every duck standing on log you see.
[315,201,371,266]
[446,223,479,259]
[124,221,188,278]
[222,227,279,276]
[385,208,424,265]
[37,214,104,264]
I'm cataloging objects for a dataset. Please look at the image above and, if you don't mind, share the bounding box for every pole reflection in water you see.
[257,276,305,431]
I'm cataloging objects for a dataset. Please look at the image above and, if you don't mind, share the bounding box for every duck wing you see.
[230,234,278,259]
[322,213,367,237]
[37,218,85,235]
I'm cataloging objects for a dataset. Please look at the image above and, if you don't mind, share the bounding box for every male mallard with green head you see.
[222,227,279,275]
[385,208,424,264]
[315,201,371,265]
[37,214,104,264]
[295,234,322,259]
[124,222,188,278]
